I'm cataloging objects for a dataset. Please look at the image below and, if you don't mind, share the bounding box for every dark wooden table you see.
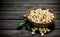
[0,0,60,37]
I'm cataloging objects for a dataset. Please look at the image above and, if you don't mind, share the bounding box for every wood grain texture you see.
[0,10,60,20]
[0,0,60,37]
[0,0,60,20]
[0,20,24,29]
[0,29,60,37]
[0,20,60,29]
[0,0,60,30]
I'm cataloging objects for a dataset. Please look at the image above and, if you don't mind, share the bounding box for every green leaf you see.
[17,23,24,27]
[26,23,31,30]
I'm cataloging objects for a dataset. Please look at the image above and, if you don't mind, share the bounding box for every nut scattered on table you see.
[39,28,51,36]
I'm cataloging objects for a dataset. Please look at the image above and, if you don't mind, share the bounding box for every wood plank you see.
[0,29,60,37]
[0,0,60,7]
[0,11,60,20]
[0,5,60,11]
[0,0,59,11]
[0,11,25,20]
[0,1,60,5]
[0,10,60,13]
[0,0,60,3]
[55,20,60,28]
[0,30,32,37]
[0,0,60,11]
[0,0,60,30]
[0,20,24,29]
[0,20,60,29]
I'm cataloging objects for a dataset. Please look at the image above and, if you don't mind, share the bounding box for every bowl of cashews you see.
[24,7,56,27]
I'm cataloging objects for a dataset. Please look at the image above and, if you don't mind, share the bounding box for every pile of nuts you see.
[27,8,55,24]
[31,27,50,36]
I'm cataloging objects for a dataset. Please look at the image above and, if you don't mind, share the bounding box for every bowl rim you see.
[24,7,56,27]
